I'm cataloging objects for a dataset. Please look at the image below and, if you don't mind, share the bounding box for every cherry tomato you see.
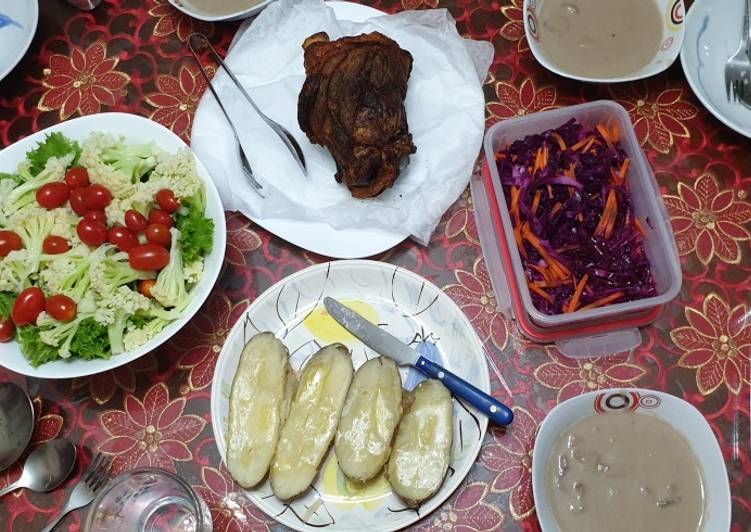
[46,294,77,322]
[138,279,156,298]
[12,287,45,326]
[77,219,108,247]
[42,236,71,255]
[145,223,171,248]
[70,188,87,216]
[36,182,70,209]
[156,189,180,213]
[148,209,173,228]
[0,230,23,257]
[0,316,14,342]
[65,167,90,189]
[83,184,112,210]
[108,226,138,252]
[84,210,107,225]
[124,209,148,233]
[128,244,170,271]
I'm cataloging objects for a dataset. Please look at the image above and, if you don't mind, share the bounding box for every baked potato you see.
[387,379,453,505]
[335,357,403,482]
[270,343,354,500]
[226,332,296,489]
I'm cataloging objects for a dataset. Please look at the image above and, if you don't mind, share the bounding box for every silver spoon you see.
[0,438,77,498]
[0,382,34,472]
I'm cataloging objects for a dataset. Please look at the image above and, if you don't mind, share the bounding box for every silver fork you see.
[40,453,113,532]
[725,0,751,102]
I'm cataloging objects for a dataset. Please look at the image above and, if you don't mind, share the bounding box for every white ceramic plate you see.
[0,0,37,83]
[524,0,685,83]
[532,388,732,531]
[211,260,490,532]
[168,0,272,21]
[192,1,408,259]
[681,0,751,138]
[0,113,226,379]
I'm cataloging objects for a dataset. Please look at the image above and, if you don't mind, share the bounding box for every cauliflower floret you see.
[38,245,92,300]
[89,246,155,296]
[123,317,169,352]
[37,311,85,359]
[151,228,188,308]
[150,149,202,200]
[98,285,152,354]
[0,154,74,222]
[0,249,32,292]
[184,258,203,285]
[80,134,137,200]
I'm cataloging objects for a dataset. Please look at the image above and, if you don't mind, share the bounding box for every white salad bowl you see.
[0,113,227,379]
[523,0,686,83]
[532,388,731,531]
[167,0,272,22]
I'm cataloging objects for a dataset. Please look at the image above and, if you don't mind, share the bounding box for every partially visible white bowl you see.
[0,0,38,83]
[532,388,731,531]
[0,113,227,380]
[523,0,686,83]
[168,0,272,22]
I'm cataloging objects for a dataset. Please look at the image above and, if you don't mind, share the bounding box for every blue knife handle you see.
[415,356,514,426]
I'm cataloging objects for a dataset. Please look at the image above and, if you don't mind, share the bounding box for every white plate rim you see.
[209,259,491,532]
[0,0,38,83]
[680,0,751,139]
[531,387,732,532]
[0,112,227,379]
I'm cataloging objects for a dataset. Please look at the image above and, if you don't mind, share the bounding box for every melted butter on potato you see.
[270,343,354,500]
[226,332,295,489]
[335,357,403,483]
[387,379,453,505]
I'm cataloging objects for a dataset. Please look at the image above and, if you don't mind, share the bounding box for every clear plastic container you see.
[474,100,682,357]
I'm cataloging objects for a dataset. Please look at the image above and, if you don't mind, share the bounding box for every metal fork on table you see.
[725,0,751,103]
[187,32,308,197]
[40,453,113,532]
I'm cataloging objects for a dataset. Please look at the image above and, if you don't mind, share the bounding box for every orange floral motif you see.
[444,257,508,351]
[610,83,698,154]
[498,0,528,52]
[72,355,156,405]
[671,294,751,396]
[145,63,214,140]
[174,292,249,390]
[149,0,213,42]
[225,212,263,267]
[193,466,273,532]
[487,78,557,123]
[38,41,130,120]
[444,189,480,244]
[663,173,751,265]
[535,346,647,402]
[481,407,538,520]
[99,383,206,474]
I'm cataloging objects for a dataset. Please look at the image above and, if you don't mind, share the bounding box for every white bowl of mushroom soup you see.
[532,388,731,532]
[523,0,686,83]
[168,0,273,21]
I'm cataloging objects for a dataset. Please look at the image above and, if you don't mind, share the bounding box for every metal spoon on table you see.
[0,382,34,472]
[0,439,77,498]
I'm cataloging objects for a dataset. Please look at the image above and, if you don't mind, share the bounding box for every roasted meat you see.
[298,32,416,199]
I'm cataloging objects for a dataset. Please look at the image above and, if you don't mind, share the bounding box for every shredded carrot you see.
[550,202,563,216]
[610,122,620,142]
[551,132,567,151]
[522,226,571,279]
[495,152,506,160]
[582,136,596,154]
[529,282,555,304]
[542,145,549,168]
[510,186,520,224]
[633,218,646,236]
[514,226,527,258]
[566,273,589,313]
[619,159,630,181]
[571,136,591,151]
[547,184,554,198]
[579,291,624,311]
[532,189,542,214]
[576,212,584,223]
[595,189,617,237]
[596,124,614,150]
[534,148,543,172]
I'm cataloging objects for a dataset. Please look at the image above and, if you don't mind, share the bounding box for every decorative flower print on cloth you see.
[663,173,751,265]
[498,0,528,52]
[72,355,157,405]
[671,293,750,396]
[149,0,213,42]
[487,77,557,123]
[444,189,480,244]
[225,212,263,267]
[38,41,130,121]
[99,383,206,474]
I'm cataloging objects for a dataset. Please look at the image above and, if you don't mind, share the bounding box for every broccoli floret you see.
[151,228,188,309]
[25,132,80,176]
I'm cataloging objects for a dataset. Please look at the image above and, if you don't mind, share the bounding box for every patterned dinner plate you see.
[211,260,491,532]
[0,0,38,83]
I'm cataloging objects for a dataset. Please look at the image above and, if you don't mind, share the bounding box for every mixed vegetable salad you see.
[496,118,656,315]
[0,132,214,366]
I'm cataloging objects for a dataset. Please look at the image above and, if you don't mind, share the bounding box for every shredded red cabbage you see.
[496,118,657,315]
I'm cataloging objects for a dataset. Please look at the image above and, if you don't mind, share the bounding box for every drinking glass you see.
[85,468,212,532]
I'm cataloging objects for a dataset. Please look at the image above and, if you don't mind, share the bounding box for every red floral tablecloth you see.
[0,0,749,530]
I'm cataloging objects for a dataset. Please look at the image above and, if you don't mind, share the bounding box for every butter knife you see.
[323,297,514,426]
